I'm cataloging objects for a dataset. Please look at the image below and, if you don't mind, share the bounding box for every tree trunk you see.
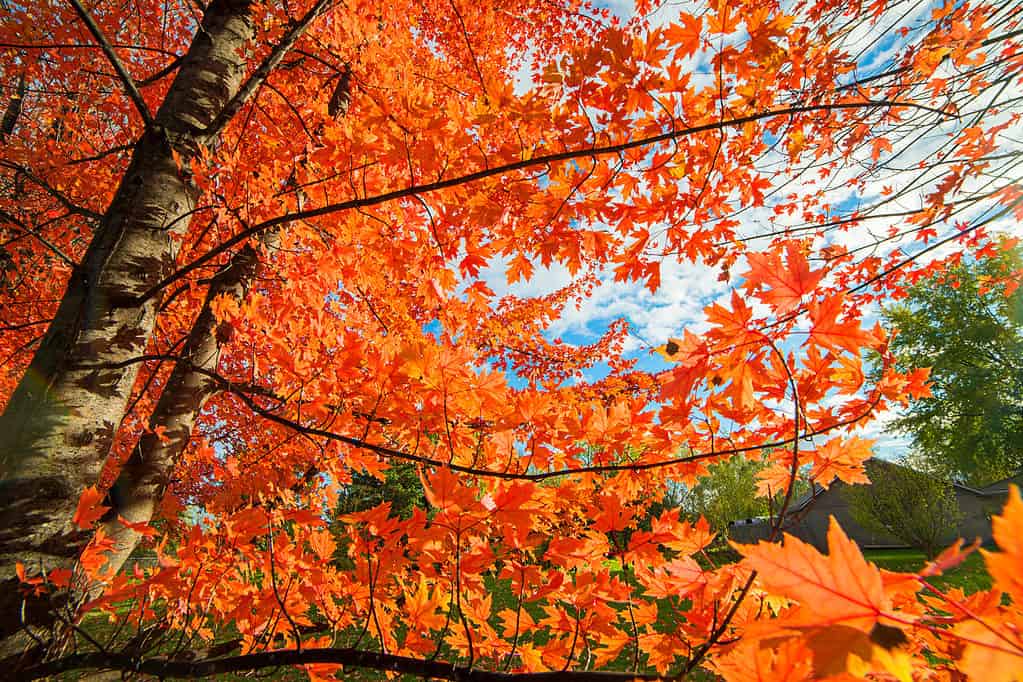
[0,0,254,663]
[95,234,276,583]
[97,157,320,587]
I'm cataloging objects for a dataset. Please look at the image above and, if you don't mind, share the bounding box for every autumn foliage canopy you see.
[1,0,1022,679]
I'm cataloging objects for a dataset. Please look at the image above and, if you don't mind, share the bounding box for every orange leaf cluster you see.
[2,0,1021,678]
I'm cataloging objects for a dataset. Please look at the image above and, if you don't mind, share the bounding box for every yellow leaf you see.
[654,337,684,361]
[517,643,546,672]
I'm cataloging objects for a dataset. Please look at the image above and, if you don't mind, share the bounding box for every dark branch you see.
[23,647,669,681]
[67,0,154,127]
[138,55,185,87]
[0,209,77,267]
[71,352,884,481]
[0,160,103,222]
[139,98,953,302]
[448,0,488,99]
[0,73,25,140]
[204,0,332,136]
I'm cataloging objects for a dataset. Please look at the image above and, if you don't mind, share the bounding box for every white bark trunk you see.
[0,0,255,664]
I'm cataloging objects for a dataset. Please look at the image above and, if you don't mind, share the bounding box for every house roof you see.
[786,458,899,514]
[980,471,1023,495]
[783,458,1005,515]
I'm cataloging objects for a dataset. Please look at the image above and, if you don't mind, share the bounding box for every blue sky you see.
[481,0,1023,460]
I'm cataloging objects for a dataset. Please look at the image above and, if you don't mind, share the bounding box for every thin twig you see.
[204,0,332,136]
[67,0,154,127]
[137,98,956,303]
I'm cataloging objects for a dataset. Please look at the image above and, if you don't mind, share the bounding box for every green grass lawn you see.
[863,548,992,594]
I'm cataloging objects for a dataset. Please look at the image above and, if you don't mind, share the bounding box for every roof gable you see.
[980,471,1023,494]
[786,458,962,514]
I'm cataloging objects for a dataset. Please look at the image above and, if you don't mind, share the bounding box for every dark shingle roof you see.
[783,458,1007,515]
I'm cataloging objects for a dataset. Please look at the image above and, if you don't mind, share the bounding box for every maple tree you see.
[1,0,1022,678]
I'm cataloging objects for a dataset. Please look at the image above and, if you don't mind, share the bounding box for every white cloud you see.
[480,253,729,354]
[852,408,912,459]
[478,0,1023,463]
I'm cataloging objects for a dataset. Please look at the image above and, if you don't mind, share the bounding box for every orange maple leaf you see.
[738,517,889,631]
[983,485,1023,603]
[73,486,110,530]
[517,643,547,672]
[663,13,702,58]
[745,244,825,314]
[592,492,635,532]
[808,296,880,356]
[116,515,159,538]
[506,254,534,284]
[955,617,1023,682]
[714,636,814,682]
[707,0,741,33]
[871,137,893,161]
[808,436,874,488]
[307,529,336,561]
[405,578,447,632]
[498,607,536,639]
[756,465,793,498]
[659,514,716,556]
[420,466,478,513]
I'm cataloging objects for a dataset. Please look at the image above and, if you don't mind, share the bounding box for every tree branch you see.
[0,209,77,268]
[22,647,670,680]
[70,351,884,481]
[138,55,185,87]
[0,160,103,222]
[138,98,954,303]
[204,0,332,136]
[67,0,154,127]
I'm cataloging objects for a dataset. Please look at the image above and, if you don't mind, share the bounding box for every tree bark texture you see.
[95,234,276,583]
[0,0,255,662]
